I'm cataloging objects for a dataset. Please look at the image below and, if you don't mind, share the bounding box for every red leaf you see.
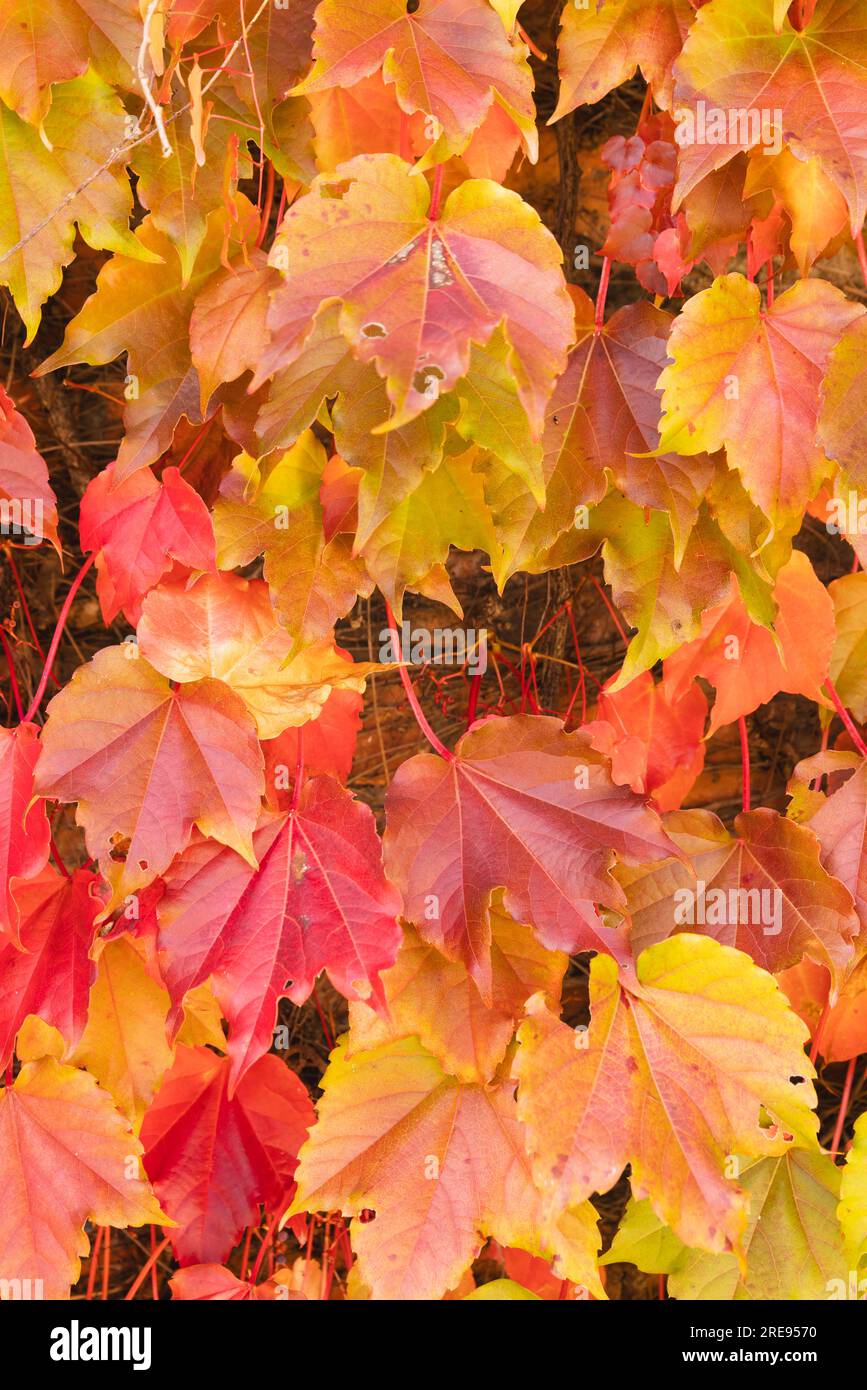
[0,723,50,944]
[140,1045,314,1266]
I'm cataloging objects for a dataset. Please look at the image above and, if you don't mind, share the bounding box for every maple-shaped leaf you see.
[288,1034,605,1300]
[672,0,867,233]
[0,74,157,343]
[36,199,259,482]
[585,670,707,813]
[382,714,677,999]
[839,1111,867,1272]
[254,154,573,435]
[618,806,859,980]
[808,760,867,932]
[664,552,835,735]
[157,777,402,1089]
[138,571,380,740]
[0,0,139,124]
[214,430,371,644]
[170,1263,304,1300]
[819,316,867,494]
[0,387,58,551]
[597,496,737,687]
[0,1053,166,1297]
[828,572,867,722]
[744,147,849,276]
[80,460,216,626]
[69,934,174,1132]
[348,897,567,1084]
[140,1045,314,1265]
[603,1148,848,1301]
[0,722,50,942]
[778,955,867,1064]
[33,645,264,907]
[294,0,536,161]
[361,447,505,616]
[516,936,818,1255]
[189,252,278,411]
[553,0,693,118]
[655,273,863,529]
[263,664,362,793]
[0,867,99,1069]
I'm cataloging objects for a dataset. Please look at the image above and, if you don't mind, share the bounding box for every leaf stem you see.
[831,1056,857,1156]
[594,256,612,331]
[824,678,867,758]
[384,600,454,759]
[738,716,751,813]
[23,553,94,724]
[124,1235,170,1300]
[0,628,23,721]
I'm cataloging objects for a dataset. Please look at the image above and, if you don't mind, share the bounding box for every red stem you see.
[384,600,454,759]
[124,1235,170,1300]
[428,165,444,221]
[23,554,94,724]
[0,629,23,720]
[6,550,57,681]
[594,257,612,331]
[86,1227,104,1300]
[466,673,481,729]
[738,716,751,813]
[831,1057,856,1156]
[824,678,867,758]
[256,160,276,247]
[249,1212,281,1285]
[765,258,775,307]
[589,574,628,643]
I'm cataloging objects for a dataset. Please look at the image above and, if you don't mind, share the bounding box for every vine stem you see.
[594,256,612,330]
[831,1057,857,1157]
[384,600,454,760]
[23,553,94,724]
[428,165,444,220]
[124,1235,170,1300]
[0,629,23,720]
[248,1212,281,1285]
[738,716,751,813]
[824,678,867,758]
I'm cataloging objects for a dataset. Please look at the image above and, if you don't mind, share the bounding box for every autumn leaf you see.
[253,154,573,436]
[383,714,677,999]
[664,552,835,735]
[140,1045,313,1266]
[0,0,139,124]
[828,572,867,722]
[294,0,537,161]
[36,199,260,481]
[0,722,50,942]
[33,645,264,907]
[839,1111,867,1273]
[213,430,371,644]
[616,806,858,981]
[655,273,863,529]
[170,1263,305,1300]
[819,317,867,494]
[0,1053,167,1298]
[262,662,362,793]
[137,571,381,739]
[584,669,707,812]
[744,147,848,276]
[778,955,867,1064]
[156,776,402,1089]
[347,897,567,1084]
[516,936,818,1255]
[603,1148,848,1300]
[189,251,278,411]
[69,934,174,1132]
[808,760,867,932]
[554,0,693,118]
[288,1034,605,1301]
[79,460,216,625]
[0,867,99,1069]
[672,0,867,232]
[0,387,59,550]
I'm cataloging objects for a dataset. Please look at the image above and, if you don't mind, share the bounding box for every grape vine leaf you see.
[0,0,139,125]
[839,1111,867,1273]
[516,936,818,1255]
[156,776,402,1089]
[0,722,50,942]
[288,1034,605,1301]
[140,1045,314,1266]
[382,714,678,999]
[553,0,693,119]
[33,645,264,908]
[0,387,59,550]
[0,1053,167,1298]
